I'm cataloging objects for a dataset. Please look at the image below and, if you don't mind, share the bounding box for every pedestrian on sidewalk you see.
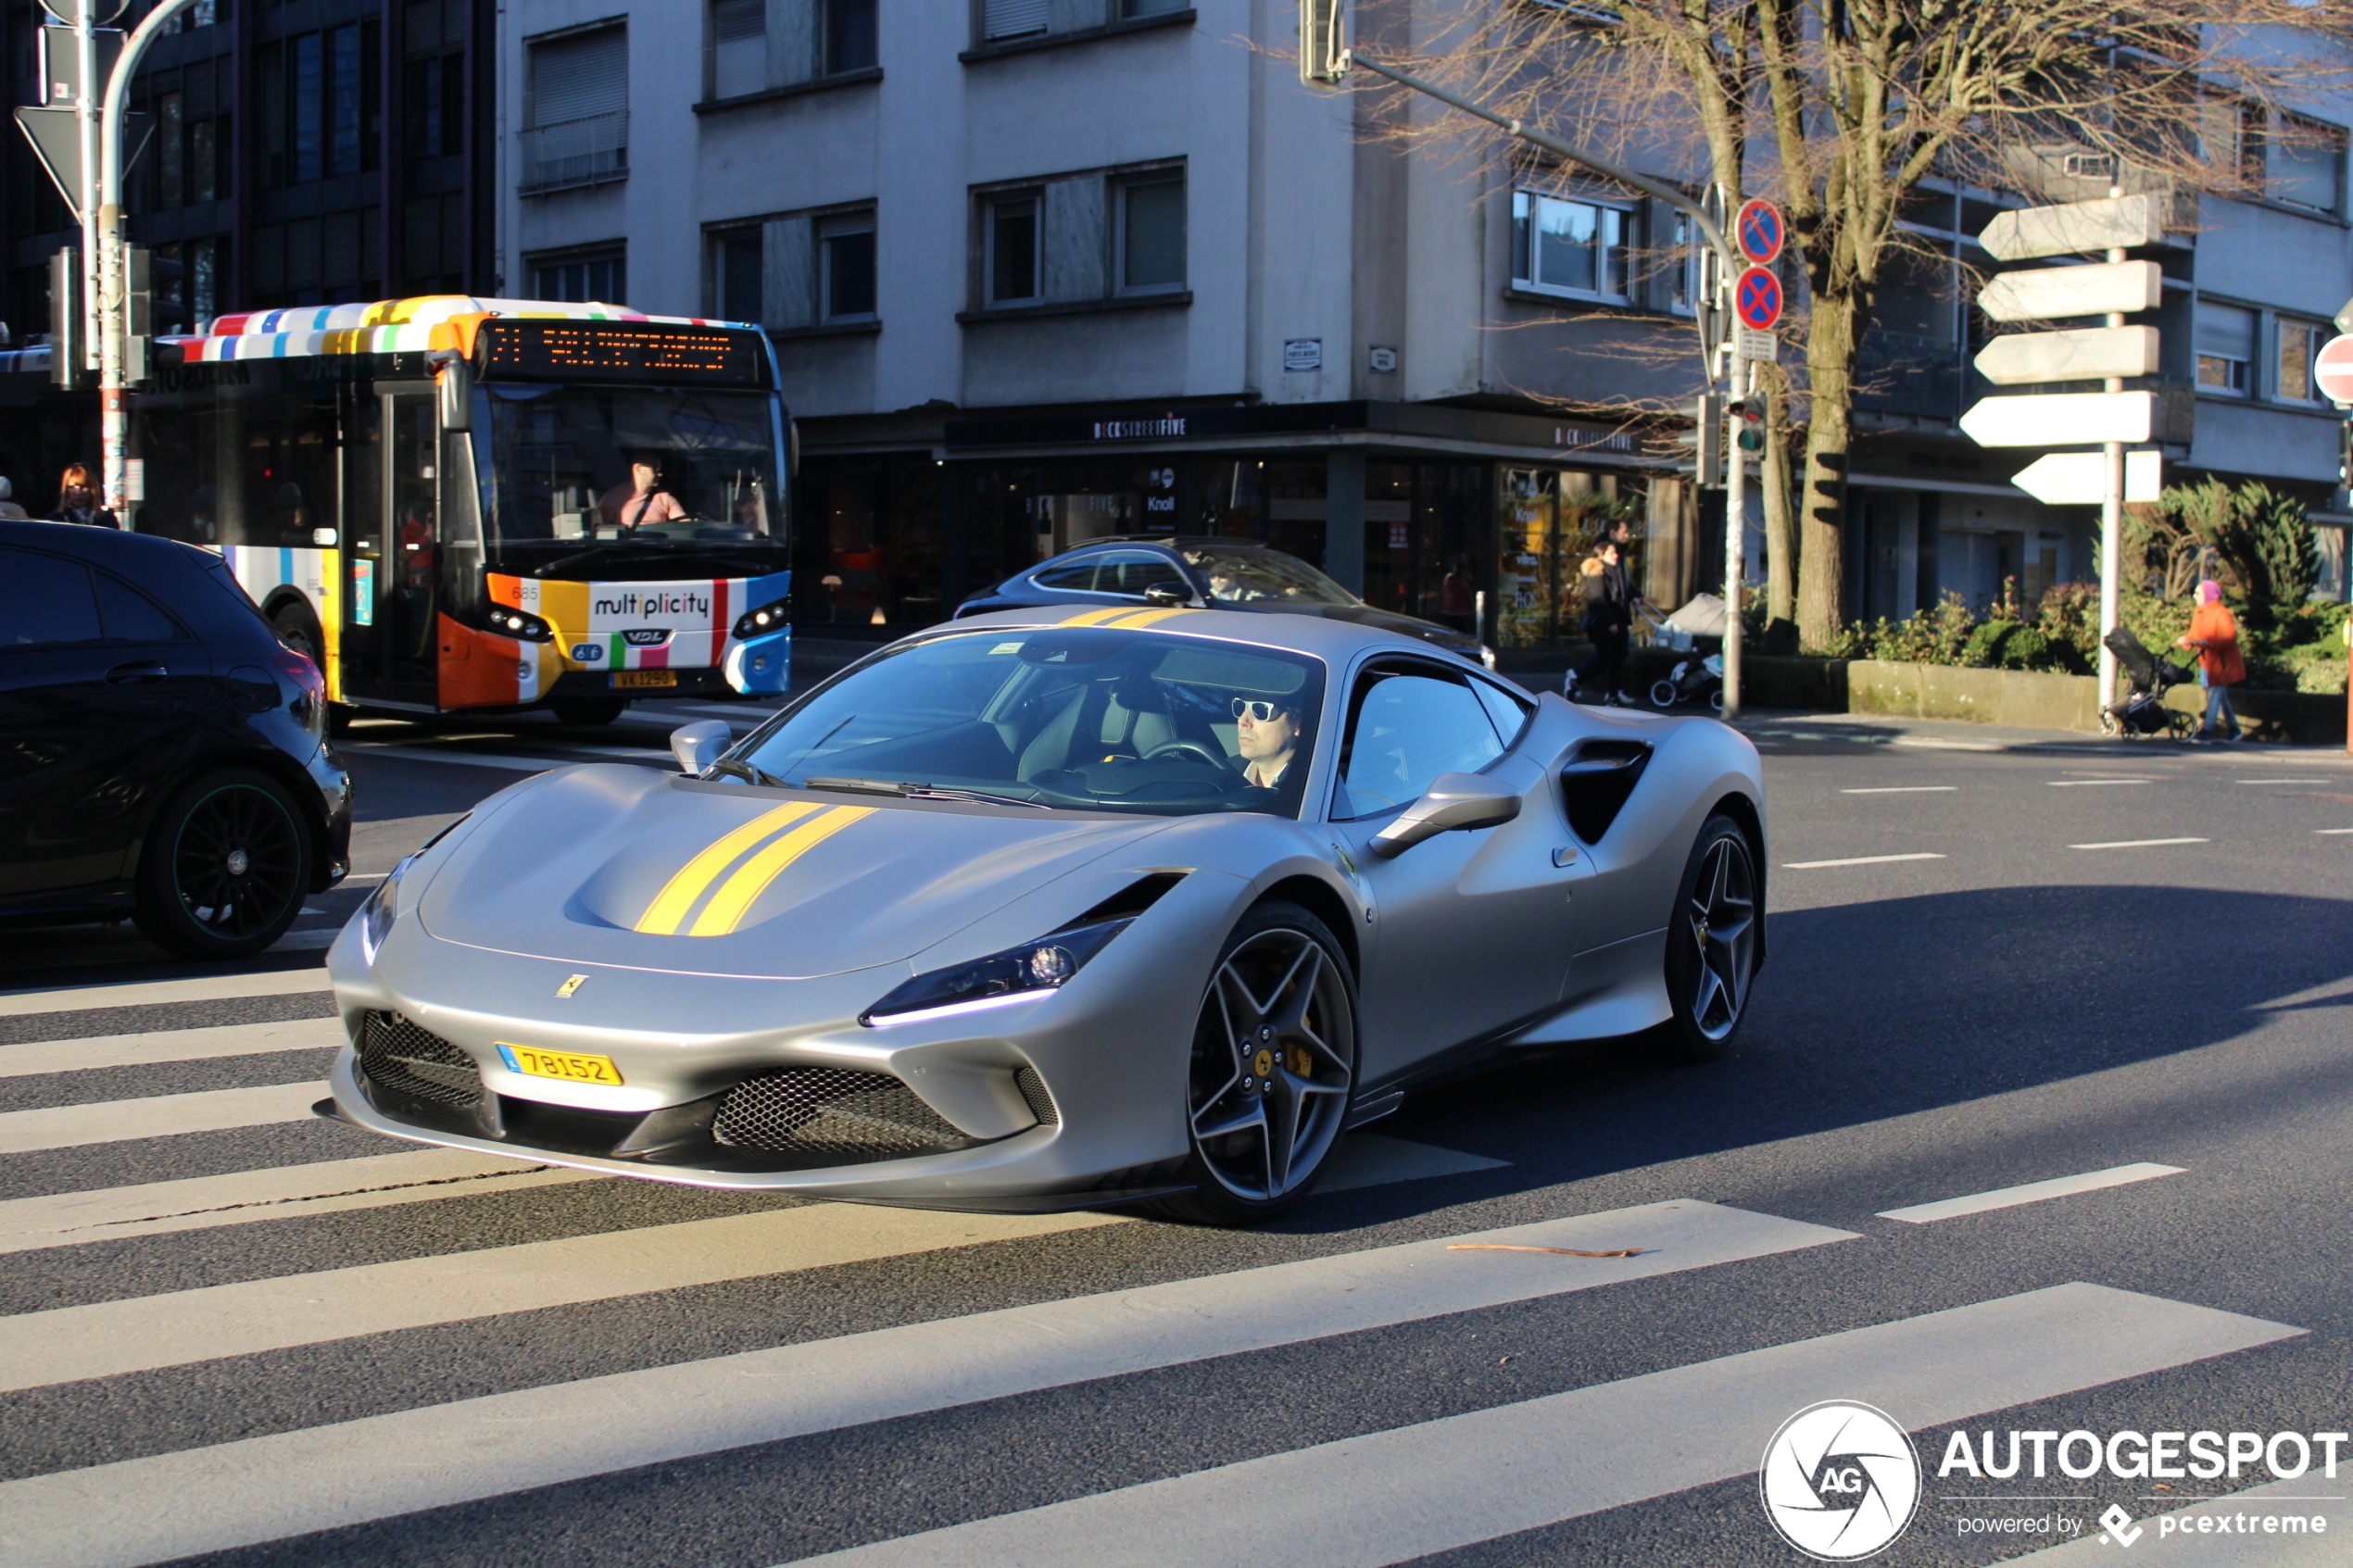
[1568,539,1633,704]
[2176,579,2246,742]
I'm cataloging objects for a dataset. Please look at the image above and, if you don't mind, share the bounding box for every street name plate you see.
[1978,261,2164,323]
[1973,325,2161,385]
[1959,391,2155,447]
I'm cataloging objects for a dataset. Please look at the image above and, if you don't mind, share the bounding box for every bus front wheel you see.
[552,697,626,726]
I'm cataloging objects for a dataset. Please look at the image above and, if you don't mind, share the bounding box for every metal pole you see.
[2097,207,2127,723]
[75,0,99,381]
[1723,344,1746,721]
[96,0,198,521]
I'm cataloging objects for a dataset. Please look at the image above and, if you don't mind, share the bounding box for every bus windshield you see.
[475,383,786,571]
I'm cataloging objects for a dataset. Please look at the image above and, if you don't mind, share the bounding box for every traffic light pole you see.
[1323,49,1753,718]
[93,0,196,520]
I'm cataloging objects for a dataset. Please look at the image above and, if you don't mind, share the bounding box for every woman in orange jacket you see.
[2176,579,2246,742]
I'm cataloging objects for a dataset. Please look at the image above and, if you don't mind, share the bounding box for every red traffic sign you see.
[1735,198,1785,265]
[2314,332,2353,407]
[1733,266,1783,331]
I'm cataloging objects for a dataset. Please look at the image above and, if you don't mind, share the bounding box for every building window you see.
[191,236,220,326]
[711,227,763,324]
[988,194,1040,304]
[404,54,465,158]
[1121,0,1189,15]
[533,247,627,305]
[711,0,765,99]
[1116,175,1186,293]
[824,0,878,73]
[1667,210,1703,316]
[157,93,184,208]
[2195,302,2254,395]
[983,0,1048,42]
[524,26,629,193]
[821,213,877,320]
[1513,190,1634,302]
[2278,320,2325,404]
[2271,116,2347,215]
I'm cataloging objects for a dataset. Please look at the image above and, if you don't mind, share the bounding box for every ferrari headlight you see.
[358,859,408,963]
[862,918,1132,1028]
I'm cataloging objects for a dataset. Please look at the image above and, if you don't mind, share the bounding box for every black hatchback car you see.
[0,521,352,958]
[954,536,1496,668]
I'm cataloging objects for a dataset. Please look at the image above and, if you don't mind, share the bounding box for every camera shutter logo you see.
[1759,1400,1921,1560]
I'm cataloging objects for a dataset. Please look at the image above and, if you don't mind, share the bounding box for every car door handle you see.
[106,661,169,685]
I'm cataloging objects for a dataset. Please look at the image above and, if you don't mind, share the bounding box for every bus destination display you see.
[478,321,766,385]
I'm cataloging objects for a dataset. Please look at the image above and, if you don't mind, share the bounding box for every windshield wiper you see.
[802,777,1049,809]
[709,759,785,787]
[535,543,673,577]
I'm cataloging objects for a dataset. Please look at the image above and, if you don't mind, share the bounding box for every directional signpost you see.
[1965,191,2173,719]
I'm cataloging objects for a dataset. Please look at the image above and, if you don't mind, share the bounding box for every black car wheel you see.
[552,697,626,726]
[133,768,313,959]
[1653,814,1759,1062]
[1145,900,1356,1226]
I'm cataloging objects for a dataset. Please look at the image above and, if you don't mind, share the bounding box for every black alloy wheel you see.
[133,769,313,959]
[1146,900,1356,1226]
[1655,814,1760,1062]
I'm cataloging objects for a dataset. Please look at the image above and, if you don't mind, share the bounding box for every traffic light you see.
[1300,0,1347,84]
[49,248,84,390]
[2339,418,2351,489]
[1680,393,1724,487]
[1735,394,1767,453]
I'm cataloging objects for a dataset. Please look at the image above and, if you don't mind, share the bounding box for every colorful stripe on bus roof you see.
[182,296,744,362]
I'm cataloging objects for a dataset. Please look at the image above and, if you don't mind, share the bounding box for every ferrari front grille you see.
[358,1010,484,1107]
[1014,1065,1059,1126]
[712,1066,973,1164]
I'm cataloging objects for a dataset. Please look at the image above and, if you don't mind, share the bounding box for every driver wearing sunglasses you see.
[1231,696,1300,788]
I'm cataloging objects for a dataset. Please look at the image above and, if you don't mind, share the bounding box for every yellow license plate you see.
[614,670,677,689]
[498,1045,624,1085]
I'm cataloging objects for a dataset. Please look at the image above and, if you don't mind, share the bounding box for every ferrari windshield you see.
[1181,547,1356,607]
[474,383,786,562]
[734,629,1327,818]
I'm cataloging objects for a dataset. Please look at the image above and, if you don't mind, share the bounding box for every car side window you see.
[1334,663,1506,820]
[1471,678,1534,748]
[0,549,105,648]
[1029,558,1105,594]
[1096,552,1186,597]
[94,571,190,643]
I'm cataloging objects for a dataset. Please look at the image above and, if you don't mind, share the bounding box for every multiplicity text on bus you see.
[0,296,796,726]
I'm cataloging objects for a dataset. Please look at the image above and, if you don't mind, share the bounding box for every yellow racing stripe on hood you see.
[1103,607,1197,630]
[634,801,822,935]
[1058,607,1135,626]
[688,805,876,936]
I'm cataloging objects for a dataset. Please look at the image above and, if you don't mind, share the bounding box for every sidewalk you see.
[1729,708,2353,762]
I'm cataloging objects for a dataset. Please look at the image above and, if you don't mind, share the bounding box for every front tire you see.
[133,768,314,959]
[1143,901,1357,1226]
[1652,814,1759,1062]
[551,696,626,726]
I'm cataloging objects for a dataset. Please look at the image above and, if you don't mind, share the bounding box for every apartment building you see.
[482,2,2348,633]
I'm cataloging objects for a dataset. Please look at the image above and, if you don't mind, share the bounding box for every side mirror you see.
[429,348,472,432]
[1369,771,1521,859]
[670,720,732,775]
[1144,583,1192,608]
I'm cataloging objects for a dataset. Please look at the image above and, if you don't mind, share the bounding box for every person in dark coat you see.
[45,462,118,528]
[1567,539,1633,704]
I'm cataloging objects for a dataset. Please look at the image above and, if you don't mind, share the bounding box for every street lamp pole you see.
[93,0,197,520]
[1316,45,1752,717]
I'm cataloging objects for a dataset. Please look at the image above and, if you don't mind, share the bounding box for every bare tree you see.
[1350,0,2353,646]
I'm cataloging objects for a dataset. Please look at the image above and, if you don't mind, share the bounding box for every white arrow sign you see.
[1981,194,2169,262]
[2010,450,2163,506]
[1960,391,2155,447]
[1979,261,2164,323]
[1973,325,2160,385]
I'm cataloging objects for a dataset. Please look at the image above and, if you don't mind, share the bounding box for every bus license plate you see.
[498,1045,623,1085]
[614,671,676,689]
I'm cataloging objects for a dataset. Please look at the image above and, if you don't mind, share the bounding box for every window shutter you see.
[983,0,1049,41]
[711,0,765,98]
[1041,175,1104,303]
[531,27,626,127]
[2195,304,2254,363]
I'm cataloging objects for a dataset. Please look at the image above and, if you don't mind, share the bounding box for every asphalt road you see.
[3,649,2351,1568]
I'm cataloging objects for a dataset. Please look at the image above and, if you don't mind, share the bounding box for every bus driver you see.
[598,455,688,534]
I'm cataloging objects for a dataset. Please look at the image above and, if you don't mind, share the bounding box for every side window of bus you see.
[128,402,219,545]
[240,392,343,547]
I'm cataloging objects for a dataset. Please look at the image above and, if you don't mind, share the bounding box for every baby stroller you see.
[1651,652,1724,712]
[2101,627,2196,741]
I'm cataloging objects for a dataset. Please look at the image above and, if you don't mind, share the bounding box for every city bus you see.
[0,297,795,726]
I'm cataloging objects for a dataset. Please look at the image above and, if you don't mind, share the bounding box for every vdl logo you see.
[1760,1400,1923,1561]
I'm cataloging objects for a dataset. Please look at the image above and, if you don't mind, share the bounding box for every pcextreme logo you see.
[1759,1400,1923,1561]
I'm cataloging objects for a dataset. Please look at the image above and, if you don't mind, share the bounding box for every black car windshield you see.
[475,383,786,566]
[735,629,1327,818]
[1181,547,1356,607]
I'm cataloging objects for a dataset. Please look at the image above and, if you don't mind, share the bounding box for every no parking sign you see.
[1734,267,1783,332]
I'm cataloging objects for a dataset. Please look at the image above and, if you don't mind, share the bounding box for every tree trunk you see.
[1760,361,1796,627]
[1798,291,1864,647]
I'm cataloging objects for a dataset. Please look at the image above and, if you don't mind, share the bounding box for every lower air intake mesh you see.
[1014,1065,1059,1126]
[713,1067,973,1164]
[359,1010,484,1107]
